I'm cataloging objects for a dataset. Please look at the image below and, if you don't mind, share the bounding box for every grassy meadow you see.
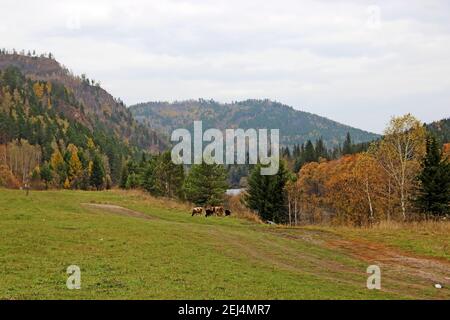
[0,188,449,300]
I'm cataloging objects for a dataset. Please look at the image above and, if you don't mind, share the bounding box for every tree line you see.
[280,132,374,173]
[119,152,229,206]
[244,114,450,225]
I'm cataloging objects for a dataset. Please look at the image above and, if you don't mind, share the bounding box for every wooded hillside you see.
[130,99,380,148]
[0,51,165,187]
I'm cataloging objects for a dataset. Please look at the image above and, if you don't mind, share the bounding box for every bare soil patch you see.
[81,203,156,220]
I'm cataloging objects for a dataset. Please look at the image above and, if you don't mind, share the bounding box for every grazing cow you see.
[192,207,203,216]
[213,206,225,216]
[204,206,230,217]
[205,207,214,217]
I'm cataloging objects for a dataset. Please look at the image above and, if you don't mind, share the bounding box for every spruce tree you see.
[156,151,184,198]
[141,152,184,198]
[119,164,129,189]
[184,162,228,206]
[416,134,450,216]
[243,161,289,223]
[125,173,140,189]
[304,140,316,163]
[342,132,353,155]
[315,138,327,159]
[141,157,157,193]
[90,154,105,190]
[40,163,53,189]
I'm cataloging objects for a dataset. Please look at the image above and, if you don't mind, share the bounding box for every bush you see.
[125,173,140,189]
[0,165,20,188]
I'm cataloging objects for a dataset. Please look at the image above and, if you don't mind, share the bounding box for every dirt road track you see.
[81,203,156,220]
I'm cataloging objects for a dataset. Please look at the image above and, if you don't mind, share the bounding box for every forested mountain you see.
[0,52,163,151]
[0,51,164,185]
[130,99,379,147]
[427,118,450,144]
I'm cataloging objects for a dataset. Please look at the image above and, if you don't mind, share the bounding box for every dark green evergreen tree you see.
[119,164,129,189]
[183,162,228,206]
[243,161,289,223]
[90,154,105,190]
[315,138,327,159]
[125,173,140,189]
[141,157,157,193]
[40,163,53,189]
[304,140,316,163]
[155,151,184,198]
[416,134,450,216]
[342,132,353,155]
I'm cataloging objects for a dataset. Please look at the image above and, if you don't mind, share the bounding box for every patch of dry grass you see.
[309,220,450,261]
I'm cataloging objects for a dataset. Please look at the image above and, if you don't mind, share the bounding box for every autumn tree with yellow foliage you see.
[67,144,83,188]
[371,114,426,220]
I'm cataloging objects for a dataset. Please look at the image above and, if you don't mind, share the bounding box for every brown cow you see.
[204,206,230,217]
[191,207,203,216]
[213,206,225,216]
[204,206,222,217]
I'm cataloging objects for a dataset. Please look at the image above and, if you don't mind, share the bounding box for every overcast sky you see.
[1,0,449,133]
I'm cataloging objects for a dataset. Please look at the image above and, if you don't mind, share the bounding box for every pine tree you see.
[342,132,353,155]
[184,162,228,206]
[415,134,450,216]
[141,158,157,193]
[304,140,316,163]
[155,151,184,198]
[125,173,140,189]
[90,154,105,190]
[141,152,184,198]
[119,164,129,189]
[315,138,327,160]
[40,163,53,189]
[243,161,289,223]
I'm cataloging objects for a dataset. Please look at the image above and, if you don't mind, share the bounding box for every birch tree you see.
[372,114,426,220]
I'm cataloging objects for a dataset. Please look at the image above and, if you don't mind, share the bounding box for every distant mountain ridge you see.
[130,99,380,147]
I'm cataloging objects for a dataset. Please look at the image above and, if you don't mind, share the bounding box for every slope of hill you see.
[0,52,165,183]
[130,99,379,147]
[0,52,163,152]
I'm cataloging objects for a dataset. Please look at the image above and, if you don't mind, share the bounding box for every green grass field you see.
[0,188,449,300]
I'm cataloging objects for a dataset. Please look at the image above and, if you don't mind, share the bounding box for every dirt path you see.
[258,227,450,298]
[325,238,450,298]
[81,203,156,220]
